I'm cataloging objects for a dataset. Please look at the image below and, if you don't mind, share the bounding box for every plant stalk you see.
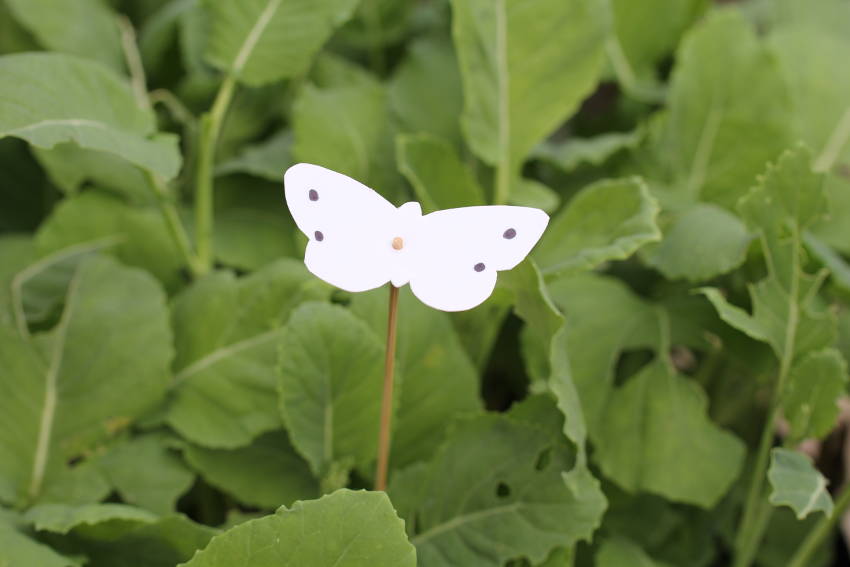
[194,73,237,274]
[789,482,850,567]
[145,172,202,276]
[375,284,399,491]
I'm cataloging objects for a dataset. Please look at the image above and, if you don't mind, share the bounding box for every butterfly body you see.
[284,163,549,311]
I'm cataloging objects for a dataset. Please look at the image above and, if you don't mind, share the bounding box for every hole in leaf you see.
[534,447,552,471]
[496,482,511,498]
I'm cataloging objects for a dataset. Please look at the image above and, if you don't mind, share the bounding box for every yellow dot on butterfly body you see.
[392,237,404,250]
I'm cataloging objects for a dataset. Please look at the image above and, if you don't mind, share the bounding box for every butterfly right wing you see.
[284,163,399,292]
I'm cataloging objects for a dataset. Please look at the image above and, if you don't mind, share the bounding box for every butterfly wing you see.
[408,206,549,311]
[284,163,399,292]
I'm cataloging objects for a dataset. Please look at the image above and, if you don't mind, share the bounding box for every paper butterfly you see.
[284,163,549,312]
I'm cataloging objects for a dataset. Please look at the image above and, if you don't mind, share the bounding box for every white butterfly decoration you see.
[284,163,549,312]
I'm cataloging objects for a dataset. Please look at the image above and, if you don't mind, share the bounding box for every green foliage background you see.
[1,0,850,566]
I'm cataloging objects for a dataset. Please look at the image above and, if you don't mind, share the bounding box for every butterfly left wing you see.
[408,206,549,311]
[284,163,400,292]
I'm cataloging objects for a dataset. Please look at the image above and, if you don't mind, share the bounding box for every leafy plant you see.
[1,0,850,566]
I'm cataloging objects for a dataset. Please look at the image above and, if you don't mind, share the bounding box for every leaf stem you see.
[493,0,510,206]
[789,481,850,567]
[375,284,399,491]
[116,15,150,110]
[145,171,202,277]
[734,230,801,567]
[194,73,237,274]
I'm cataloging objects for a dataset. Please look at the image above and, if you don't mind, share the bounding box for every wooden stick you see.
[375,284,399,491]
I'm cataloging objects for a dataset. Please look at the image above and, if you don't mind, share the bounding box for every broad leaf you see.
[278,302,384,476]
[183,430,317,509]
[768,449,833,520]
[292,81,399,199]
[782,349,848,442]
[0,509,78,567]
[216,130,293,180]
[202,0,360,86]
[534,177,660,277]
[393,414,605,567]
[388,35,464,147]
[180,489,416,566]
[5,0,124,72]
[596,537,672,567]
[532,130,641,173]
[396,133,485,212]
[651,9,791,209]
[595,360,745,507]
[450,0,607,191]
[644,204,751,281]
[25,503,217,567]
[349,287,482,468]
[0,256,172,506]
[0,53,180,179]
[167,260,326,448]
[35,191,185,292]
[97,434,194,515]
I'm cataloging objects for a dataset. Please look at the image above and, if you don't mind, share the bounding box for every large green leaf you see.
[643,204,751,281]
[652,9,791,209]
[202,0,360,86]
[167,260,327,448]
[183,430,317,509]
[450,0,607,188]
[0,53,180,179]
[781,349,848,442]
[0,508,78,567]
[392,414,605,567]
[180,489,416,567]
[701,148,836,363]
[767,449,833,520]
[25,503,217,567]
[5,0,124,72]
[396,133,485,212]
[97,434,194,515]
[596,537,672,567]
[532,130,641,173]
[349,287,482,469]
[277,302,383,476]
[0,256,172,506]
[0,234,36,327]
[216,130,293,181]
[35,191,185,293]
[388,35,464,147]
[595,360,745,507]
[533,177,660,277]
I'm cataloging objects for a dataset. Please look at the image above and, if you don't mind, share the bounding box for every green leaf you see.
[167,260,326,448]
[183,430,317,509]
[277,302,383,476]
[97,434,195,515]
[396,133,485,212]
[643,204,751,281]
[215,130,293,181]
[532,130,641,173]
[768,448,833,520]
[292,81,399,199]
[450,0,607,179]
[25,503,217,567]
[394,414,605,566]
[702,148,835,362]
[0,234,36,327]
[35,191,185,292]
[180,489,416,567]
[782,349,848,441]
[0,509,79,567]
[388,35,464,147]
[596,537,671,567]
[202,0,360,86]
[349,287,483,468]
[653,9,791,209]
[534,177,660,277]
[9,238,119,334]
[0,53,181,179]
[509,178,560,213]
[595,360,745,508]
[5,0,125,72]
[0,255,172,506]
[213,207,297,272]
